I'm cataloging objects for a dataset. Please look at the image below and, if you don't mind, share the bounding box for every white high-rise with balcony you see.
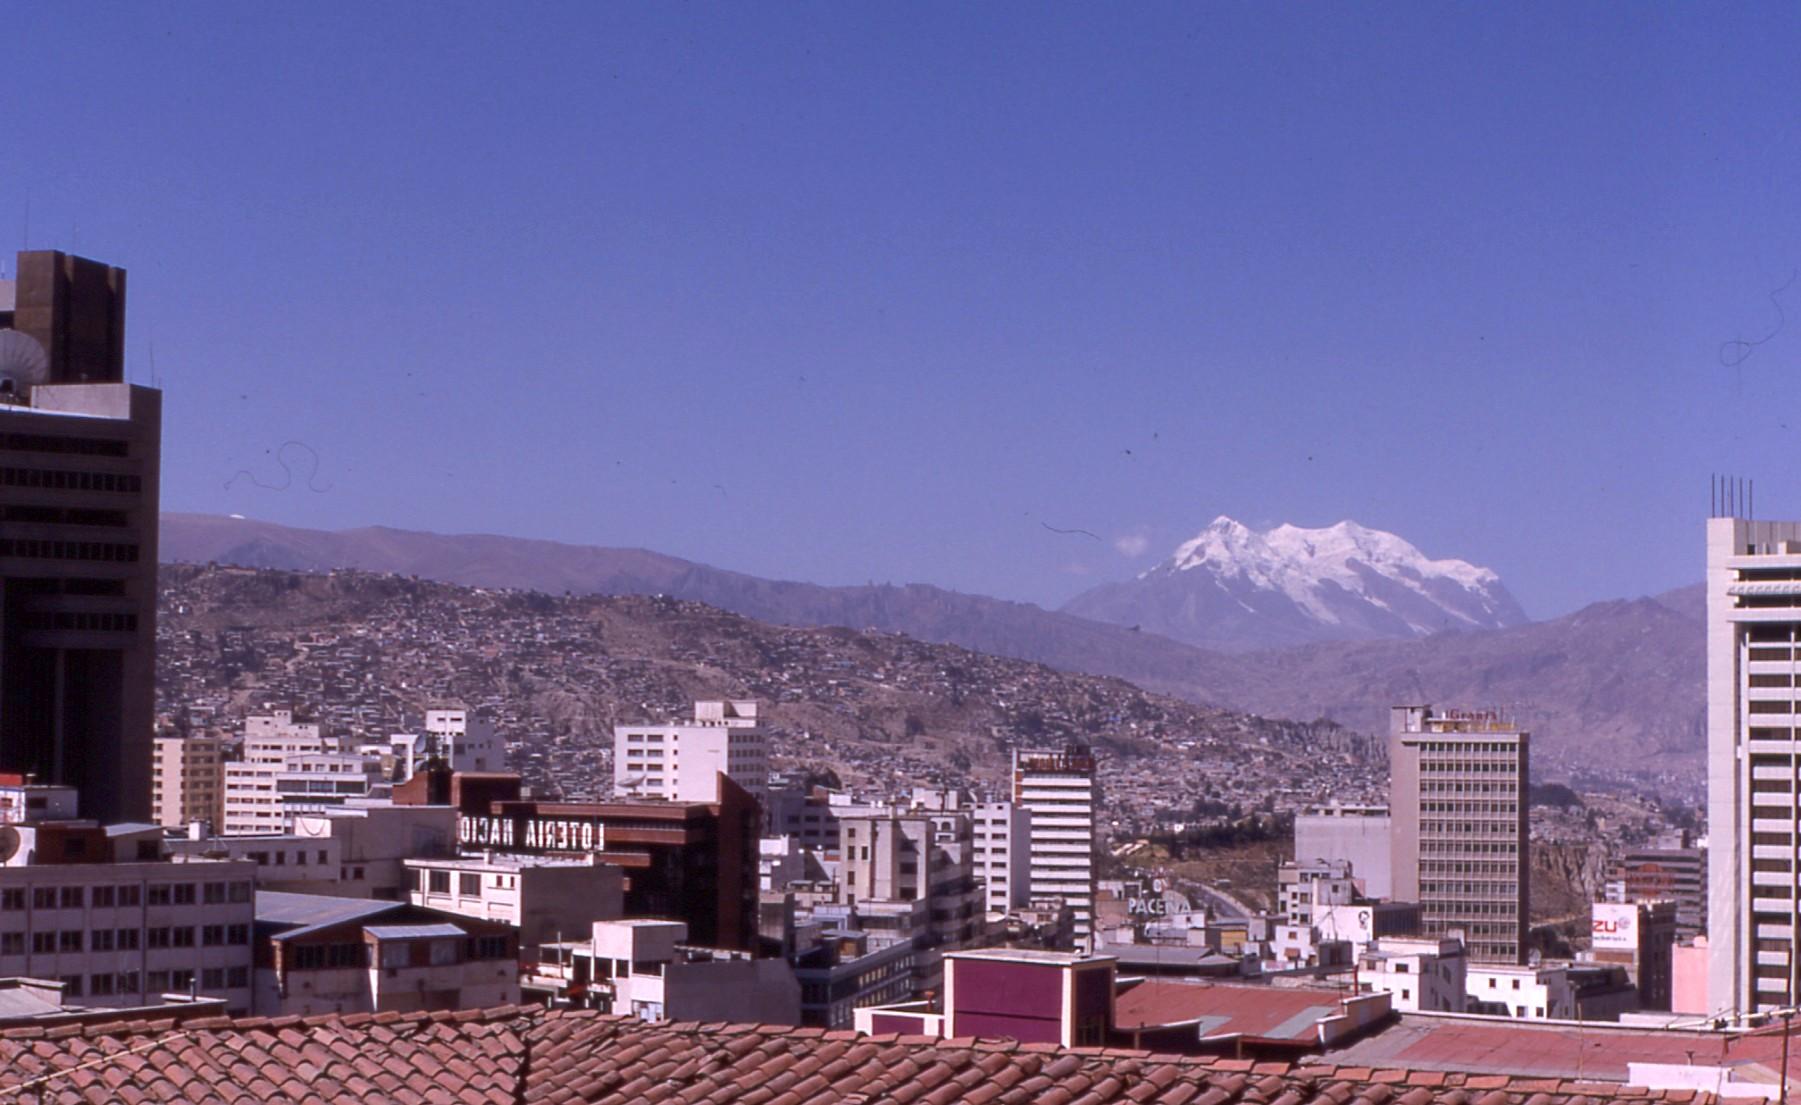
[1705,514,1801,1014]
[1012,746,1098,949]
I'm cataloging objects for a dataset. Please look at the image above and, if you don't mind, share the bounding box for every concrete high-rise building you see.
[150,734,226,829]
[972,801,1032,916]
[0,250,160,824]
[614,700,768,803]
[1703,514,1801,1014]
[1389,705,1528,965]
[1012,745,1098,950]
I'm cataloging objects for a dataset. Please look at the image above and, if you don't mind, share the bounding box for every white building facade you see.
[1704,514,1801,1014]
[614,700,768,803]
[1012,746,1098,950]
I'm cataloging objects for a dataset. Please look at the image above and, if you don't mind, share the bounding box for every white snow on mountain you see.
[1156,516,1503,631]
[1064,515,1525,650]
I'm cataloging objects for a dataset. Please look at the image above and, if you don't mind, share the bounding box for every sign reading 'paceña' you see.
[459,815,605,852]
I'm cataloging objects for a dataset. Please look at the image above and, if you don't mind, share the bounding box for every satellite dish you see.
[0,330,49,400]
[0,826,20,864]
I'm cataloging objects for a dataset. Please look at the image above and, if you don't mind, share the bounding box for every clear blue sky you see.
[9,4,1801,619]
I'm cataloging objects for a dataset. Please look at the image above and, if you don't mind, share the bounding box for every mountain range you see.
[159,513,1704,785]
[1064,517,1529,651]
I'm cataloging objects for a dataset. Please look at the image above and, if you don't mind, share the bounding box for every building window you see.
[227,966,248,988]
[32,888,55,909]
[229,882,250,903]
[147,885,172,906]
[146,970,171,994]
[59,887,83,909]
[428,871,451,894]
[203,882,226,905]
[117,928,141,950]
[0,889,22,911]
[148,927,171,949]
[92,886,115,908]
[91,929,115,952]
[227,924,249,945]
[119,886,140,907]
[0,932,22,955]
[459,873,481,897]
[203,925,225,946]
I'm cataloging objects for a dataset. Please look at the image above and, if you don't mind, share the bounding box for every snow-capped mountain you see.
[1061,517,1528,651]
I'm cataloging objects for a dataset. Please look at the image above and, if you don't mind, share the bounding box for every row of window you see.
[1420,814,1519,829]
[51,966,249,999]
[22,611,138,632]
[422,871,486,896]
[0,881,249,910]
[0,922,250,955]
[0,466,140,492]
[0,538,139,562]
[0,432,131,457]
[1412,742,1519,753]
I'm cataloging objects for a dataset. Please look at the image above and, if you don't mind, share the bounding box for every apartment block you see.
[614,700,768,803]
[972,801,1031,915]
[1013,745,1099,949]
[0,820,254,1014]
[151,733,226,829]
[223,710,388,835]
[1389,705,1528,965]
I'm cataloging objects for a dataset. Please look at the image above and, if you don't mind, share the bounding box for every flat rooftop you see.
[1321,1013,1796,1082]
[1116,979,1351,1042]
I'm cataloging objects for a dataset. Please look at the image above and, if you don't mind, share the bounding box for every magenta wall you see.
[949,960,1064,1044]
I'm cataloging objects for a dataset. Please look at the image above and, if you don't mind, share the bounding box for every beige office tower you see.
[0,250,160,824]
[1389,705,1529,964]
[1704,512,1801,1015]
[151,734,226,829]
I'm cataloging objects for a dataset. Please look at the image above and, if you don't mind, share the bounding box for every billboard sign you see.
[1592,902,1638,950]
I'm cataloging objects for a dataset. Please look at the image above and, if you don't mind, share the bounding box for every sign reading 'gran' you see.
[459,814,605,853]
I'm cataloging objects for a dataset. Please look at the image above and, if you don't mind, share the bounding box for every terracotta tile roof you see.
[0,1006,1755,1105]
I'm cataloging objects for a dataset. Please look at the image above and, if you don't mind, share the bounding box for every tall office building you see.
[0,250,160,824]
[1703,513,1801,1014]
[1012,745,1098,950]
[1389,705,1528,964]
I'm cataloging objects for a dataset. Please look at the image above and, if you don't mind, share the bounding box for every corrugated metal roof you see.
[256,890,404,940]
[365,924,467,940]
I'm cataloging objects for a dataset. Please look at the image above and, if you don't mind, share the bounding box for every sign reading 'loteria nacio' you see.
[1591,902,1639,950]
[459,814,605,853]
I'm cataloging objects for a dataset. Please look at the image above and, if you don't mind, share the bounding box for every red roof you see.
[1324,1014,1801,1083]
[0,1004,1761,1104]
[1116,979,1354,1041]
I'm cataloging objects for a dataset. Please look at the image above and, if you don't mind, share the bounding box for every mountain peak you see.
[1068,517,1526,651]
